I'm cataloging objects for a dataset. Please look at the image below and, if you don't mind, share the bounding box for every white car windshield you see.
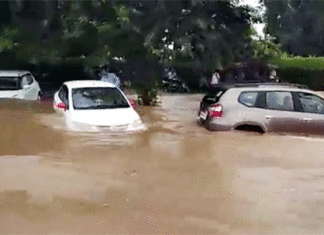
[0,77,20,90]
[72,87,130,110]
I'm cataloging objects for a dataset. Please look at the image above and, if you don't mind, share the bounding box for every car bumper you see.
[198,117,232,131]
[207,123,232,131]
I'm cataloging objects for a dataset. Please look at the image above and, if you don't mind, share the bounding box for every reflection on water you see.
[2,96,324,233]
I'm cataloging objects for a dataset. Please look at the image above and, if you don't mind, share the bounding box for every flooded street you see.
[1,94,324,234]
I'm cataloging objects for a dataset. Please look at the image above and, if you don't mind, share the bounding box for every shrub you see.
[270,56,324,90]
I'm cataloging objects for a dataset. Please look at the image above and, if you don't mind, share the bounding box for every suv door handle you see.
[302,117,313,122]
[265,115,273,119]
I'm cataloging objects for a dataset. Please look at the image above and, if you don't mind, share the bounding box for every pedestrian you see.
[211,69,220,85]
[100,67,121,88]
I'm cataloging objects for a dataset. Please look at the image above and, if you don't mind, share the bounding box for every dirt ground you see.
[1,93,324,234]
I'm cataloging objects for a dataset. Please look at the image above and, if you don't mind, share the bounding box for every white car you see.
[53,80,146,132]
[0,70,41,100]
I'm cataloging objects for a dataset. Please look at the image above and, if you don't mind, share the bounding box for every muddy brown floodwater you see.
[1,93,324,234]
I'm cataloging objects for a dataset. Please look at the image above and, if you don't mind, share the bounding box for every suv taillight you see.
[209,104,223,118]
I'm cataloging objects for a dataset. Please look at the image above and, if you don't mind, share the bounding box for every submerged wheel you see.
[235,125,264,134]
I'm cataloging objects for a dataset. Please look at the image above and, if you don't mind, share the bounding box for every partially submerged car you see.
[0,70,41,100]
[53,80,146,132]
[198,83,324,136]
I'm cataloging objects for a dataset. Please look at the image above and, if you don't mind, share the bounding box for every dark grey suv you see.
[198,83,324,135]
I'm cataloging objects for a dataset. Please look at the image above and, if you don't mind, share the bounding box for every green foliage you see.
[130,0,256,71]
[276,67,324,91]
[262,0,324,56]
[122,57,163,105]
[270,56,324,90]
[252,36,282,60]
[0,26,19,52]
[0,0,258,105]
[136,88,159,106]
[270,56,324,70]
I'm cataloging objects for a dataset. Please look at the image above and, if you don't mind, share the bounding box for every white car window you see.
[297,92,324,114]
[21,75,33,88]
[238,92,258,107]
[266,91,294,111]
[26,74,33,85]
[72,87,129,110]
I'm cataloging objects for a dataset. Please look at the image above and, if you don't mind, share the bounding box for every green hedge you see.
[275,68,324,90]
[271,56,324,70]
[270,57,324,91]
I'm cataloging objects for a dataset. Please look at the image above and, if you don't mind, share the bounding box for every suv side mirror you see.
[57,102,68,111]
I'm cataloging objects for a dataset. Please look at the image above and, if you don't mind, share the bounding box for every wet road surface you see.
[1,94,324,234]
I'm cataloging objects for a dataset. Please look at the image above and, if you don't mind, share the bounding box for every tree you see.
[0,0,258,104]
[252,35,282,60]
[125,0,257,71]
[3,0,123,63]
[120,0,258,97]
[262,0,324,56]
[4,0,65,62]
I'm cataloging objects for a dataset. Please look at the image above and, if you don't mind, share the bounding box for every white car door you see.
[294,92,324,135]
[263,91,305,134]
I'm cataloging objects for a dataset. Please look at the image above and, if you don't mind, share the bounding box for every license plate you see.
[199,111,208,120]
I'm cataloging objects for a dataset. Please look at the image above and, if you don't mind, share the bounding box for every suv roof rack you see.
[231,82,309,90]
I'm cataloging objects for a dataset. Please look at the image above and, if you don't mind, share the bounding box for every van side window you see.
[296,92,324,114]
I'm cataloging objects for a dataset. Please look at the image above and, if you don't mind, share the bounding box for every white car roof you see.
[64,80,117,89]
[0,70,31,77]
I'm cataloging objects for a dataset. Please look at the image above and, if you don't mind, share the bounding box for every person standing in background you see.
[99,66,121,89]
[211,69,220,85]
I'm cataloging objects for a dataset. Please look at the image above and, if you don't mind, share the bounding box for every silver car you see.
[198,83,324,135]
